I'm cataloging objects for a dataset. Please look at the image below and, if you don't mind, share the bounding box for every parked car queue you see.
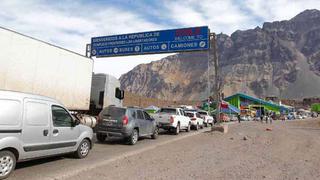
[0,90,214,179]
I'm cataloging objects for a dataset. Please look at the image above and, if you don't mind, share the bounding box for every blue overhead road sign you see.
[91,26,209,57]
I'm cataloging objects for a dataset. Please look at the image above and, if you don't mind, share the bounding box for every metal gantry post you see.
[210,33,221,127]
[207,40,211,115]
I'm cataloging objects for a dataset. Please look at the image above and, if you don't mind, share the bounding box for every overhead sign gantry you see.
[90,26,209,57]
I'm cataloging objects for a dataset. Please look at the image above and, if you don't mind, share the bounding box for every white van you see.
[0,90,93,179]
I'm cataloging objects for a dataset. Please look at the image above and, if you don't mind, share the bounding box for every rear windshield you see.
[185,112,195,118]
[101,106,126,120]
[198,112,207,115]
[159,108,176,114]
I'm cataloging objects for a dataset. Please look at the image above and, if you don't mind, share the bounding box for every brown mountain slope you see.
[120,9,320,101]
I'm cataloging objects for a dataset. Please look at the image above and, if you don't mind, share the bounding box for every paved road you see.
[67,118,320,180]
[9,127,210,180]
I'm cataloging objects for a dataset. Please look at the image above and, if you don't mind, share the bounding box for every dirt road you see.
[68,119,320,180]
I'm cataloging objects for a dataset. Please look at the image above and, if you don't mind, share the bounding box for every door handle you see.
[43,129,49,136]
[53,129,59,134]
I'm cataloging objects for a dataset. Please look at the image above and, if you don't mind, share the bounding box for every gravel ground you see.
[68,118,320,180]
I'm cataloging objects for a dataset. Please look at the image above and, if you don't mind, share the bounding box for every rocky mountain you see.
[120,9,320,101]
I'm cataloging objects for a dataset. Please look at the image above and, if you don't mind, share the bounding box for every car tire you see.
[204,123,208,127]
[0,151,16,180]
[186,123,191,132]
[151,127,159,139]
[128,129,139,145]
[74,139,91,159]
[96,133,106,142]
[174,123,180,135]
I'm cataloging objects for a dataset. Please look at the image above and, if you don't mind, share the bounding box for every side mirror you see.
[72,116,81,127]
[115,88,125,100]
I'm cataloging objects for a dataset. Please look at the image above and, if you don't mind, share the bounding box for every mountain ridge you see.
[120,9,320,101]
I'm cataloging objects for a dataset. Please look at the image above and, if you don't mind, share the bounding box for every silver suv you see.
[0,90,93,179]
[96,106,159,145]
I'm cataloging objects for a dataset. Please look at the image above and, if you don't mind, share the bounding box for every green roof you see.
[224,93,289,110]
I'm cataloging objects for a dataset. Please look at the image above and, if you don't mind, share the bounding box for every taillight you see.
[122,115,129,125]
[170,116,174,124]
[191,118,196,121]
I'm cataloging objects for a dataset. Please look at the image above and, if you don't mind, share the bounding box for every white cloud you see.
[243,0,320,22]
[0,0,168,78]
[162,0,256,34]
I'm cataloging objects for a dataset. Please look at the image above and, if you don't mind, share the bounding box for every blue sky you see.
[1,0,320,78]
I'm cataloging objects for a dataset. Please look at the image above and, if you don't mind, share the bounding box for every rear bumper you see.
[96,125,132,137]
[158,122,174,129]
[190,121,197,126]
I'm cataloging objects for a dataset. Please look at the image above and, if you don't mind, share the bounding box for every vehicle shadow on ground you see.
[95,136,155,145]
[15,155,72,170]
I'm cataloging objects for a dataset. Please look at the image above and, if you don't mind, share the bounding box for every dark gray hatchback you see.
[95,106,159,145]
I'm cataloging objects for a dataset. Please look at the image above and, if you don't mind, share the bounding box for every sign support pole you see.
[210,33,221,128]
[207,31,211,116]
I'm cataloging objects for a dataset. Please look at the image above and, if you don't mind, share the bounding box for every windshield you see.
[159,108,176,114]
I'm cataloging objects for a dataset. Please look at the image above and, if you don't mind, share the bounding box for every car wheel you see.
[204,123,208,127]
[174,123,180,135]
[151,127,159,139]
[96,133,106,142]
[186,123,191,132]
[128,129,139,145]
[200,124,204,129]
[74,139,91,159]
[0,151,16,180]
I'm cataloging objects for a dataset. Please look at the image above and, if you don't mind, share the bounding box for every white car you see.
[198,110,214,126]
[184,111,204,130]
[153,108,191,135]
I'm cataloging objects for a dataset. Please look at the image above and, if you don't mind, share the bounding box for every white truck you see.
[153,107,191,135]
[0,27,124,128]
[0,26,93,111]
[89,73,123,115]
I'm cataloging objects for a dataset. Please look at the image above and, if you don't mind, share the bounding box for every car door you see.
[21,99,52,159]
[143,111,154,135]
[136,110,147,136]
[179,109,188,127]
[196,113,203,125]
[50,104,80,154]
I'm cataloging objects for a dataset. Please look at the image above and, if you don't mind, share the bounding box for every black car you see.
[96,106,159,145]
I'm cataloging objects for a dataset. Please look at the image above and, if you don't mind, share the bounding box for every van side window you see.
[52,105,73,127]
[26,101,49,126]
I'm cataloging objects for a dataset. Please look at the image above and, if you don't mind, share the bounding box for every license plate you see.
[103,120,116,126]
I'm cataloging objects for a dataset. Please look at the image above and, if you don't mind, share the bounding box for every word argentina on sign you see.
[91,26,209,57]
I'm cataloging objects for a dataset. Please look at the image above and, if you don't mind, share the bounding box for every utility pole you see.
[210,33,221,128]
